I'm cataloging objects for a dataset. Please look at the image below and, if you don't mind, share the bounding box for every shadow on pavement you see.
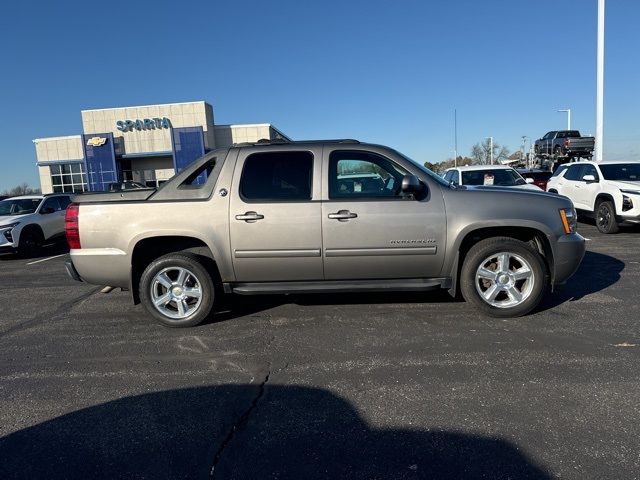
[0,385,551,480]
[0,240,68,261]
[539,250,624,310]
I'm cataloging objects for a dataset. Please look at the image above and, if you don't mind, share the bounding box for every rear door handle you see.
[235,211,264,222]
[328,210,357,221]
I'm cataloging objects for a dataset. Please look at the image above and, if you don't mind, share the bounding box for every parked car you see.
[64,140,584,326]
[546,161,640,233]
[517,169,553,191]
[534,131,594,159]
[107,181,148,192]
[443,165,543,191]
[0,194,73,255]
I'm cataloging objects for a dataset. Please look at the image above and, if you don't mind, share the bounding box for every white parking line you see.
[26,254,68,265]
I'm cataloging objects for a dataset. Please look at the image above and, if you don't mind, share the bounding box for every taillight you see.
[65,203,81,249]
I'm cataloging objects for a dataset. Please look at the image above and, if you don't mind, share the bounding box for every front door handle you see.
[235,211,264,222]
[328,210,357,222]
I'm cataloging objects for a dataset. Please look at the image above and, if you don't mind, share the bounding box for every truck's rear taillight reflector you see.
[65,203,81,249]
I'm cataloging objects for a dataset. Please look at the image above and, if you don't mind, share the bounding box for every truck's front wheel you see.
[139,253,215,327]
[460,237,547,317]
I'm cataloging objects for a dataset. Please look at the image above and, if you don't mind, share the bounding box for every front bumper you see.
[65,259,83,282]
[553,233,586,285]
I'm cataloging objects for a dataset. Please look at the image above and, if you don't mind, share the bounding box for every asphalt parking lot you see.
[0,222,638,480]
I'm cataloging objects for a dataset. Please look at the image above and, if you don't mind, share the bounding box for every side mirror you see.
[582,174,597,182]
[40,207,55,214]
[401,175,426,197]
[525,178,535,184]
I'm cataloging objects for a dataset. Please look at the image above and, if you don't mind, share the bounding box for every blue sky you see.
[0,0,638,191]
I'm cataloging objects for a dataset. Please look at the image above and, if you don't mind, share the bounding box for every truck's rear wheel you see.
[460,237,547,317]
[595,200,619,234]
[139,253,215,327]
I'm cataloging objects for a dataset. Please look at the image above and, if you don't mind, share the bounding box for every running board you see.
[227,278,451,295]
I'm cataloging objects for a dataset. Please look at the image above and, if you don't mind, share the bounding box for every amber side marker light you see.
[559,209,572,234]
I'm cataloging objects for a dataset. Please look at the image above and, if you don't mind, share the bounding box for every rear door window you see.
[240,151,313,201]
[564,165,586,181]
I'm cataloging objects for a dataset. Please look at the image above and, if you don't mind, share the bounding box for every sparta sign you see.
[116,117,172,132]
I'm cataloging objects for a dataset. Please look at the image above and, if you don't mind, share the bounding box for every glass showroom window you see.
[50,163,88,193]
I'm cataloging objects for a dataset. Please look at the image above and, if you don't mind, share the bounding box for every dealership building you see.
[33,101,289,193]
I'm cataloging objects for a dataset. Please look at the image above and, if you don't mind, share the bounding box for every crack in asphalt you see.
[209,365,271,479]
[0,286,102,338]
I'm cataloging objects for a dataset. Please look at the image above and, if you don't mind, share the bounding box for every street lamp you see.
[557,109,571,130]
[486,137,493,165]
[595,0,605,162]
[521,136,529,166]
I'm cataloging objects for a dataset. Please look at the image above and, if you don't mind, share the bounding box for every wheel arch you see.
[448,226,553,297]
[130,236,220,305]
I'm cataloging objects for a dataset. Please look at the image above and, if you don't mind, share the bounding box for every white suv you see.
[546,161,640,233]
[0,194,73,255]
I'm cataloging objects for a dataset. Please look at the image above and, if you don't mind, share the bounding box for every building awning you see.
[120,151,173,159]
[37,159,84,167]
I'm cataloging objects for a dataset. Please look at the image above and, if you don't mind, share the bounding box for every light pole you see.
[595,0,605,162]
[557,109,571,130]
[453,108,458,167]
[486,137,493,165]
[521,136,529,166]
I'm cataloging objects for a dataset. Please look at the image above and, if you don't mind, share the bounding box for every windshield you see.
[461,169,526,186]
[392,150,450,187]
[599,163,640,181]
[0,198,42,216]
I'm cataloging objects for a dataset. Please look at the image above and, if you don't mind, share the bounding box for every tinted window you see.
[461,169,525,187]
[58,196,72,209]
[443,171,453,182]
[41,197,62,212]
[564,165,586,181]
[241,151,313,201]
[582,164,599,181]
[551,164,569,177]
[599,163,640,181]
[329,150,408,199]
[0,198,41,216]
[451,171,460,184]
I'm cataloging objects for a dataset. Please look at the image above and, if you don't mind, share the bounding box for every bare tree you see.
[1,183,41,196]
[470,139,510,165]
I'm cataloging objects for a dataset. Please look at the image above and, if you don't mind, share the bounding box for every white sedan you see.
[442,165,543,191]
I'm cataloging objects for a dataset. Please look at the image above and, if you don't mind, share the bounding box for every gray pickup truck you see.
[65,140,585,327]
[534,130,594,159]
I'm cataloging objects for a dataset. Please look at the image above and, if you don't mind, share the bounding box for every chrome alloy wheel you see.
[474,252,535,309]
[150,267,203,320]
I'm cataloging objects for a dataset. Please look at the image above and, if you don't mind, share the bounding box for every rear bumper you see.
[70,248,130,288]
[65,259,83,282]
[552,233,586,285]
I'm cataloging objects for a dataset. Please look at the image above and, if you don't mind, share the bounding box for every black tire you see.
[548,189,558,194]
[460,237,547,318]
[139,253,215,327]
[595,200,619,234]
[18,227,44,257]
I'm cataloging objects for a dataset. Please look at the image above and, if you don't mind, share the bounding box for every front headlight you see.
[559,208,577,234]
[0,222,20,230]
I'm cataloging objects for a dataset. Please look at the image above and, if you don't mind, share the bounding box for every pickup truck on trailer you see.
[64,139,585,327]
[534,130,594,159]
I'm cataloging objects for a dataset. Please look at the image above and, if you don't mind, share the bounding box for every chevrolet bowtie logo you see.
[86,136,107,147]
